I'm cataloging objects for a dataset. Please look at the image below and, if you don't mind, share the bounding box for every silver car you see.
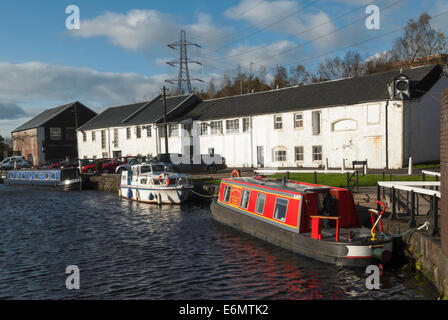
[0,156,31,170]
[115,156,153,174]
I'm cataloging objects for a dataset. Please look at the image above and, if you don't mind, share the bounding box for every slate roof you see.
[12,102,79,133]
[174,64,443,122]
[77,95,192,131]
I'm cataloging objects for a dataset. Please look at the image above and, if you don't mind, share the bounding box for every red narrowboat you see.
[210,177,393,267]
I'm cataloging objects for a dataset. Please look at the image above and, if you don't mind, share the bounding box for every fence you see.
[254,168,360,192]
[376,180,440,237]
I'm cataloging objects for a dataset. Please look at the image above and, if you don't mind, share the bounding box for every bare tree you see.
[392,13,448,67]
[289,64,310,85]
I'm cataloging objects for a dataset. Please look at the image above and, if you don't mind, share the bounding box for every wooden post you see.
[431,195,440,237]
[313,171,317,184]
[409,190,416,227]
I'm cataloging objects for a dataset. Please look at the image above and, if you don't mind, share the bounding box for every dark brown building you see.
[12,101,97,165]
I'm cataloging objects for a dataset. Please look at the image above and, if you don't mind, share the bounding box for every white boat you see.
[119,163,192,204]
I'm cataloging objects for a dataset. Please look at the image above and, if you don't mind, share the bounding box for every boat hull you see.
[210,199,392,267]
[119,185,191,204]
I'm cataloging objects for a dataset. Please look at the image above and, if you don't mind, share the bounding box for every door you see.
[257,146,264,168]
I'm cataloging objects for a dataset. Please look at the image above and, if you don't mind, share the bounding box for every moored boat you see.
[119,163,192,204]
[4,168,81,190]
[210,177,393,267]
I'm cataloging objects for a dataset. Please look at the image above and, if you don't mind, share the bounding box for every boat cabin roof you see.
[223,177,332,195]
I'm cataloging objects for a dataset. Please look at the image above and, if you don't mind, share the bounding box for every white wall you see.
[194,100,403,169]
[404,78,448,165]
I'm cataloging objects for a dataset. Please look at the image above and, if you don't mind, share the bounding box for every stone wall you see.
[86,174,121,193]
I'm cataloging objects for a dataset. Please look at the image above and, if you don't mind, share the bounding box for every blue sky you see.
[0,0,447,137]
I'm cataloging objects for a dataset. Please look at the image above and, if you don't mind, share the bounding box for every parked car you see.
[150,153,226,173]
[0,156,31,170]
[39,159,64,169]
[82,158,111,174]
[115,156,152,174]
[101,156,134,173]
[48,158,80,169]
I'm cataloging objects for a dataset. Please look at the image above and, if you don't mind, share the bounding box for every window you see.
[295,146,304,161]
[92,131,96,141]
[50,127,62,140]
[294,113,303,129]
[210,121,223,135]
[312,111,321,135]
[223,185,231,203]
[312,145,322,161]
[255,193,266,214]
[201,123,208,135]
[367,104,380,124]
[274,115,282,130]
[113,128,119,148]
[226,119,239,133]
[126,127,131,140]
[146,125,152,137]
[274,197,288,222]
[101,130,106,149]
[136,126,141,138]
[183,123,192,137]
[82,132,86,142]
[240,189,251,209]
[242,118,250,132]
[208,148,215,156]
[273,146,287,162]
[168,124,179,137]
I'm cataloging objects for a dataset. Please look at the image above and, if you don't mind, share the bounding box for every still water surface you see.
[0,185,439,299]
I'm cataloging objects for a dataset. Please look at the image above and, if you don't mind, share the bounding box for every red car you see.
[82,157,133,174]
[101,157,133,173]
[82,159,111,174]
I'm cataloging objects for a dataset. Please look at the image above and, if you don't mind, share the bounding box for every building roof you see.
[174,64,443,122]
[77,95,192,131]
[12,102,78,133]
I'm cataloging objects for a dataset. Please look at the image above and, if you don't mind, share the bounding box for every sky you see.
[0,0,447,137]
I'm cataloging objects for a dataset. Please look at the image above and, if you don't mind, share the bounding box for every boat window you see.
[140,178,147,184]
[273,197,289,222]
[255,193,266,214]
[240,189,251,209]
[150,165,164,173]
[45,173,49,180]
[223,185,231,203]
[51,173,56,180]
[141,165,153,174]
[22,173,26,179]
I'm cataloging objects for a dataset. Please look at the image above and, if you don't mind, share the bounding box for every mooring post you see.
[422,172,426,181]
[314,171,317,184]
[409,190,416,228]
[389,186,397,220]
[431,195,440,237]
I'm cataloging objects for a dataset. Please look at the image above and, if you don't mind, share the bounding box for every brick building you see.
[12,101,97,165]
[441,88,448,256]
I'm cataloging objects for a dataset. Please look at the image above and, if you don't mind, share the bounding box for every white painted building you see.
[77,64,448,169]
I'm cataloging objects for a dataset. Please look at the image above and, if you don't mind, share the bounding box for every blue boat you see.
[4,168,81,190]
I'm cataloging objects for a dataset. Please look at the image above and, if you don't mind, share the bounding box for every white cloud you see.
[224,0,340,51]
[0,61,169,108]
[71,9,233,52]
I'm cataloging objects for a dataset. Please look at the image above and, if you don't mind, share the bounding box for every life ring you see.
[231,169,241,178]
[158,174,170,187]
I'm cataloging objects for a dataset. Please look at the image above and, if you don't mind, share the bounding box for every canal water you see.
[0,185,439,299]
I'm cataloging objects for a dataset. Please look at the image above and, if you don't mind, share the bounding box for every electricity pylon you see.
[166,30,203,95]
